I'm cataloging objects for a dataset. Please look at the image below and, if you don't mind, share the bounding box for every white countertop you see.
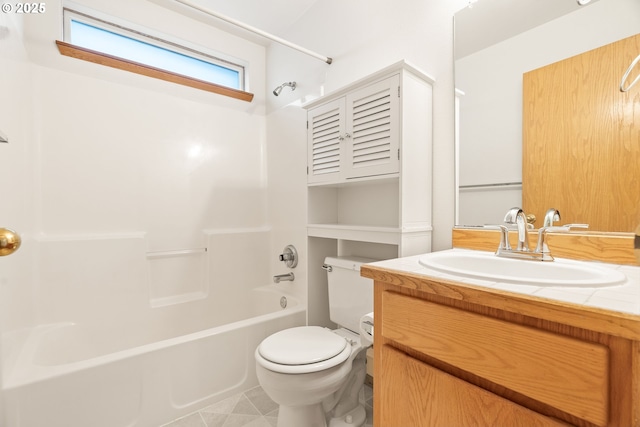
[368,248,640,316]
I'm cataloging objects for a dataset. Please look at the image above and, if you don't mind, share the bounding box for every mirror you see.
[454,0,640,231]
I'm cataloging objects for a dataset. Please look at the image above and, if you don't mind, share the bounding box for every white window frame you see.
[62,7,248,91]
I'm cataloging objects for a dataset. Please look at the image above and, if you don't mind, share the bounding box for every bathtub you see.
[3,285,305,427]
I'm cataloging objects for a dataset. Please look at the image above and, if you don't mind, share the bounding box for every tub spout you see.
[273,272,294,283]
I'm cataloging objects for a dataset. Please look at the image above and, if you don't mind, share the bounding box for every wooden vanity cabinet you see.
[366,276,640,427]
[381,346,569,427]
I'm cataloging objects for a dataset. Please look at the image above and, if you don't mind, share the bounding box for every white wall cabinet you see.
[304,61,435,326]
[307,75,400,184]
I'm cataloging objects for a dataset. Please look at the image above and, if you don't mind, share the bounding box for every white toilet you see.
[255,256,376,427]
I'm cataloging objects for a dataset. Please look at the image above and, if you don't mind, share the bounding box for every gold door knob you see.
[0,228,22,256]
[526,213,537,225]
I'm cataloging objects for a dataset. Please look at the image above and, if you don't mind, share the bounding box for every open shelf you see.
[307,223,433,245]
[307,224,402,244]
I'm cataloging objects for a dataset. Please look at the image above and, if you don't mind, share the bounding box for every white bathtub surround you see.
[6,228,274,368]
[1,0,270,329]
[2,1,287,423]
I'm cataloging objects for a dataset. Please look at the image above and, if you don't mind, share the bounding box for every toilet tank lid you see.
[324,256,380,271]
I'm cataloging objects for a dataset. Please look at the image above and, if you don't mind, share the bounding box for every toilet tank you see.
[324,256,378,333]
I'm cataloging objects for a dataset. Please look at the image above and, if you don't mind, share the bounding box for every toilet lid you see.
[258,326,347,365]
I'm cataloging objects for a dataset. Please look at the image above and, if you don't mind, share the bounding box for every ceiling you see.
[191,0,320,35]
[148,0,321,43]
[151,0,603,58]
[455,0,602,59]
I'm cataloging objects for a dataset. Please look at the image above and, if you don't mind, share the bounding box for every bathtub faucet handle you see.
[278,245,298,268]
[279,253,293,261]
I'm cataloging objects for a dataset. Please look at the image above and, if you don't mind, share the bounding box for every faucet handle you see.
[278,244,298,268]
[563,223,589,230]
[483,224,512,251]
[544,223,589,233]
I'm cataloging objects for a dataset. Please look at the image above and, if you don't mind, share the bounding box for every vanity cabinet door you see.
[379,345,570,427]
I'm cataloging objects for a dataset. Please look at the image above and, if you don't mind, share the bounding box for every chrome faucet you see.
[273,272,295,283]
[503,207,531,252]
[493,207,589,261]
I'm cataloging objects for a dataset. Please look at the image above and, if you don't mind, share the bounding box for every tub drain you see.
[280,296,287,309]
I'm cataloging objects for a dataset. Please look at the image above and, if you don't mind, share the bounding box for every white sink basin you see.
[418,250,626,287]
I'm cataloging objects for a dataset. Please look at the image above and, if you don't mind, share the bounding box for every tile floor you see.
[162,384,373,427]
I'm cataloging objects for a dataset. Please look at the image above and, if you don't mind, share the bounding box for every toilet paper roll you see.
[359,312,374,347]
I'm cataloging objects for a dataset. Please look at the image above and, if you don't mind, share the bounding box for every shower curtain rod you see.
[173,0,333,64]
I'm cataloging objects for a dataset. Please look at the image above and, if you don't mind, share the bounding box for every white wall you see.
[456,0,640,226]
[265,104,309,304]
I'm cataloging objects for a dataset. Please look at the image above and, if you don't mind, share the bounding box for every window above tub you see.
[57,8,254,102]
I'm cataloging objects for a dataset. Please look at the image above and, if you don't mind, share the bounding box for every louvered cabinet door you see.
[344,75,400,180]
[307,98,346,184]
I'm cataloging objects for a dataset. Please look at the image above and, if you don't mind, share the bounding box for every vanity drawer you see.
[381,291,609,426]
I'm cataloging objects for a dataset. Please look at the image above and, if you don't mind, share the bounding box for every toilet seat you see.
[256,326,352,374]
